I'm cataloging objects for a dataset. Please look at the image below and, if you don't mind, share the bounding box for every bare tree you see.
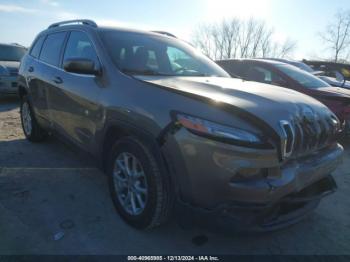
[192,18,296,60]
[320,10,350,62]
[192,23,215,59]
[271,39,297,59]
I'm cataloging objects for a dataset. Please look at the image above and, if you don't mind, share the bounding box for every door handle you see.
[53,76,63,84]
[28,66,34,73]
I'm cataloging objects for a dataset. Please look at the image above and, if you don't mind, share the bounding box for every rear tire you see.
[20,95,47,142]
[107,136,173,229]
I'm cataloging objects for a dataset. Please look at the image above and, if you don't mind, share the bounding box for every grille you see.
[8,68,19,76]
[280,115,339,159]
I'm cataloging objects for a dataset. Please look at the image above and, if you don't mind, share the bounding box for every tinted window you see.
[40,32,66,66]
[63,31,98,64]
[0,45,26,61]
[276,64,330,88]
[99,30,229,77]
[30,36,45,58]
[216,60,244,78]
[246,65,286,86]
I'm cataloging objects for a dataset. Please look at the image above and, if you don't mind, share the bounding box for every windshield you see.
[276,64,330,88]
[0,45,26,61]
[99,30,229,77]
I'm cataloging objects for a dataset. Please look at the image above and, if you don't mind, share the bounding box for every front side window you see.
[39,32,67,67]
[276,64,330,88]
[63,31,99,65]
[99,30,229,77]
[0,45,26,61]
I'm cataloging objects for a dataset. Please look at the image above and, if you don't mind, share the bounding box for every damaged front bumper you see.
[166,129,343,232]
[177,175,337,232]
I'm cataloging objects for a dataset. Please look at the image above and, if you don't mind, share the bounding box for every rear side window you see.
[39,32,67,67]
[63,31,98,65]
[245,65,285,86]
[30,35,45,58]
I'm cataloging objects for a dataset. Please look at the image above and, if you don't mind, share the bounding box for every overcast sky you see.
[0,0,349,60]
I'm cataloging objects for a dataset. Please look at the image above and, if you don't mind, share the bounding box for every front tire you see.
[20,96,47,142]
[107,136,173,229]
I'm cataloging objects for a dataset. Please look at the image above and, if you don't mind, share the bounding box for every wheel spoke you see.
[113,175,127,189]
[116,159,127,174]
[135,192,145,209]
[123,191,131,206]
[134,183,147,194]
[123,154,131,176]
[130,191,137,214]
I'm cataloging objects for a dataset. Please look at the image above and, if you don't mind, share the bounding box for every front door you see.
[47,30,103,152]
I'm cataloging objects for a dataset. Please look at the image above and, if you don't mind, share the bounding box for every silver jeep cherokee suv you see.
[18,20,343,231]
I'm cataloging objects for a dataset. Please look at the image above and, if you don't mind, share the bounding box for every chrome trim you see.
[280,120,295,159]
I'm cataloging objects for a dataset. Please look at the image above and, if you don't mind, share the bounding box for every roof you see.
[217,58,286,65]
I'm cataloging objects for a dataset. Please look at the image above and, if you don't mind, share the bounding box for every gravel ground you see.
[0,95,350,255]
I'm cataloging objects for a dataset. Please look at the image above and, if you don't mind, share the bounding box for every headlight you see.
[0,66,9,76]
[176,113,264,146]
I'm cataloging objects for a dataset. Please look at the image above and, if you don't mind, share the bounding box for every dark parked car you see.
[0,43,27,95]
[18,20,343,231]
[217,59,350,134]
[265,58,350,89]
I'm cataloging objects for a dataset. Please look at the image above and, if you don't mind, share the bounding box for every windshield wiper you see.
[121,68,173,76]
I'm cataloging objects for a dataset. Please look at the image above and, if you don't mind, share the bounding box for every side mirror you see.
[63,58,101,75]
[335,71,346,87]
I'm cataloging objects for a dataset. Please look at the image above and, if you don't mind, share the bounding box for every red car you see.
[217,59,350,133]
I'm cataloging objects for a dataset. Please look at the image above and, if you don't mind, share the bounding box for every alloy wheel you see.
[113,152,148,215]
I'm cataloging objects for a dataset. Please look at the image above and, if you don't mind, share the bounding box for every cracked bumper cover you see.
[164,129,343,231]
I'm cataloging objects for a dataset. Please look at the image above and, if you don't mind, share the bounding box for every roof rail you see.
[48,19,97,29]
[152,31,177,38]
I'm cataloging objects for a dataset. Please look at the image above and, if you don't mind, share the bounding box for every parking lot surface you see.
[0,95,350,255]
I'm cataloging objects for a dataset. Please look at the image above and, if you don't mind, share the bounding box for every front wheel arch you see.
[100,122,171,177]
[18,85,27,100]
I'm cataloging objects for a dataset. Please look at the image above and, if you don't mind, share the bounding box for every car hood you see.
[135,76,336,134]
[0,61,20,69]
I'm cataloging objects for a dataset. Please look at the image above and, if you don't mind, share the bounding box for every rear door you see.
[23,35,49,126]
[37,31,68,127]
[48,30,103,152]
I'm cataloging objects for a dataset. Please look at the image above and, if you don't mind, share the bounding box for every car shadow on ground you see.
[0,137,96,168]
[0,159,348,255]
